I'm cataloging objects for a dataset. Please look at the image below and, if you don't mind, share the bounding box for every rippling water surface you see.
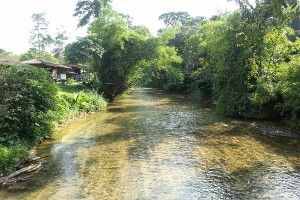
[1,88,300,199]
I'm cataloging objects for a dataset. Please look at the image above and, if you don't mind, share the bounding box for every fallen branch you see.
[0,162,43,187]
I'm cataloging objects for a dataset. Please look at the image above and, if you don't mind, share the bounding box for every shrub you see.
[190,65,214,98]
[0,144,28,175]
[0,68,107,175]
[74,91,107,112]
[66,78,76,85]
[50,84,107,125]
[161,67,184,91]
[278,56,300,125]
[0,66,57,146]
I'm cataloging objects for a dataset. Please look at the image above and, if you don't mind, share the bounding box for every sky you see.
[0,0,238,54]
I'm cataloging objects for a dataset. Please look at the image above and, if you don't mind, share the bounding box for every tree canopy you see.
[29,13,52,54]
[65,0,300,125]
[74,0,111,27]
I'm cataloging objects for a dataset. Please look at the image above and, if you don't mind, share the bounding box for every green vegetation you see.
[0,67,57,146]
[0,67,56,174]
[1,0,300,176]
[74,0,111,27]
[65,9,184,99]
[65,0,299,127]
[50,83,107,126]
[0,49,20,61]
[0,144,28,175]
[278,55,300,126]
[0,67,107,175]
[19,49,59,63]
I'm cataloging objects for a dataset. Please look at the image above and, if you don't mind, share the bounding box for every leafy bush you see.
[66,78,76,85]
[278,56,300,125]
[0,144,28,175]
[50,84,107,125]
[0,72,107,175]
[0,66,57,146]
[74,91,107,112]
[190,65,215,98]
[213,21,252,117]
[161,67,184,90]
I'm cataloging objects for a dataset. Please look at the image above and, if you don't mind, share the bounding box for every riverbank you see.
[0,81,107,177]
[2,88,299,199]
[1,87,299,188]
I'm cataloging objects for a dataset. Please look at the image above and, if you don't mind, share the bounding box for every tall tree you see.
[74,0,111,27]
[29,13,52,54]
[52,27,68,59]
[64,36,103,65]
[287,0,300,32]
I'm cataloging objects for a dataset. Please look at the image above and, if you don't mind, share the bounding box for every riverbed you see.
[1,88,300,199]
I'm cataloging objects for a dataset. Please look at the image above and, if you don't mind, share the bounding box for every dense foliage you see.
[0,49,20,61]
[0,66,107,174]
[0,67,57,145]
[278,55,300,125]
[1,0,300,177]
[151,1,299,125]
[50,84,107,125]
[74,0,111,27]
[20,49,59,63]
[0,67,56,174]
[66,0,300,126]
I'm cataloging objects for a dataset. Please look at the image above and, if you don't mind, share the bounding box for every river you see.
[1,88,300,199]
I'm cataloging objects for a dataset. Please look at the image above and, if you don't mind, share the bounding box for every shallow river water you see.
[1,88,300,199]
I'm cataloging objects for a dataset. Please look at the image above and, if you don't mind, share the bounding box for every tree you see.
[20,49,58,63]
[133,43,183,90]
[64,36,103,65]
[88,10,151,99]
[158,13,207,89]
[29,13,53,54]
[212,0,296,117]
[74,0,111,27]
[0,49,20,60]
[278,54,300,125]
[159,12,191,26]
[190,19,227,99]
[52,27,68,59]
[287,0,300,33]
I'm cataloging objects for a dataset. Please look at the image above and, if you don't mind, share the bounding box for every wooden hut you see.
[67,64,87,81]
[21,59,72,81]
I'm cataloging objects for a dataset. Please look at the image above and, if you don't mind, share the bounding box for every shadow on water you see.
[2,88,300,199]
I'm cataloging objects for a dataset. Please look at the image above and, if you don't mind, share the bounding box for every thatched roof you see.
[21,59,71,70]
[0,58,24,67]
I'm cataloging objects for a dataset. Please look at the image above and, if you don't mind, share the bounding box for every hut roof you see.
[21,59,71,70]
[67,64,85,70]
[0,58,24,67]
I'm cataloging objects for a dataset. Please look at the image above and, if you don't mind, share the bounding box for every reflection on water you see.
[1,88,300,199]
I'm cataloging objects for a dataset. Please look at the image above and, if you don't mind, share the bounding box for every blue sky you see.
[0,0,238,54]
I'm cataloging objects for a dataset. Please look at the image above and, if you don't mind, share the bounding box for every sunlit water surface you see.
[1,88,300,199]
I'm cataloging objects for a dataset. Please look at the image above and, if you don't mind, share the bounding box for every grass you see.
[50,83,107,126]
